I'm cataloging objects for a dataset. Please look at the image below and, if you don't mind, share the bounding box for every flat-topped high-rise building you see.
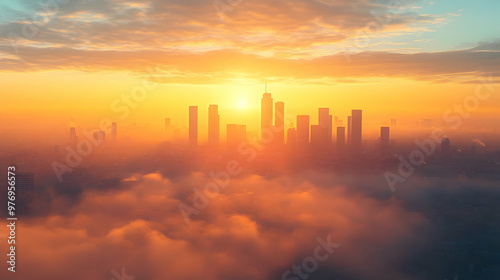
[274,101,285,144]
[351,110,362,148]
[165,118,171,130]
[318,108,332,144]
[311,125,327,147]
[347,116,352,144]
[69,126,78,146]
[208,105,220,145]
[111,122,117,141]
[165,118,174,140]
[189,106,198,146]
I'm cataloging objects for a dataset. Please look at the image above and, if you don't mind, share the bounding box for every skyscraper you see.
[318,108,332,144]
[189,106,198,146]
[274,101,285,144]
[311,125,326,147]
[208,105,220,145]
[165,118,174,140]
[165,118,170,130]
[351,110,362,148]
[347,116,352,144]
[69,126,78,146]
[337,127,345,147]
[380,127,390,149]
[111,122,117,141]
[296,115,310,147]
[261,93,273,141]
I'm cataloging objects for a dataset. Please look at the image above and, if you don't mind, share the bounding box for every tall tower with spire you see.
[261,83,273,142]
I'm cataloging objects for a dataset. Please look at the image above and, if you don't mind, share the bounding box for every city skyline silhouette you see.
[1,0,500,279]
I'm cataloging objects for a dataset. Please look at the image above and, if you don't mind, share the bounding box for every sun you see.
[236,98,248,110]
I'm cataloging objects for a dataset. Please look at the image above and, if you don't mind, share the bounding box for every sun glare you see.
[236,98,248,110]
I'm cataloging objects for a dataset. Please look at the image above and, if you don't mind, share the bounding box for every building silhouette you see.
[261,93,273,141]
[318,108,333,145]
[274,101,285,144]
[69,126,78,146]
[111,122,117,141]
[208,105,220,145]
[189,106,198,146]
[296,115,310,147]
[311,125,327,147]
[165,118,174,140]
[337,127,346,147]
[347,115,352,144]
[351,110,362,148]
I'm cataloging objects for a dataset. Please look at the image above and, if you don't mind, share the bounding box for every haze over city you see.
[1,0,500,280]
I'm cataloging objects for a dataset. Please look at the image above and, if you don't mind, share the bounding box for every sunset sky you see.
[1,0,499,142]
[2,2,500,280]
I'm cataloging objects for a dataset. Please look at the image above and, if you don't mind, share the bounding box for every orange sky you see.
[1,0,499,144]
[1,70,498,145]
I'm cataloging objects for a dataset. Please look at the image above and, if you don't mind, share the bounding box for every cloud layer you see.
[1,0,498,83]
[2,170,431,280]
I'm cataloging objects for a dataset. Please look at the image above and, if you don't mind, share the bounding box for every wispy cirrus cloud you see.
[1,42,499,84]
[0,1,444,54]
[0,0,497,84]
